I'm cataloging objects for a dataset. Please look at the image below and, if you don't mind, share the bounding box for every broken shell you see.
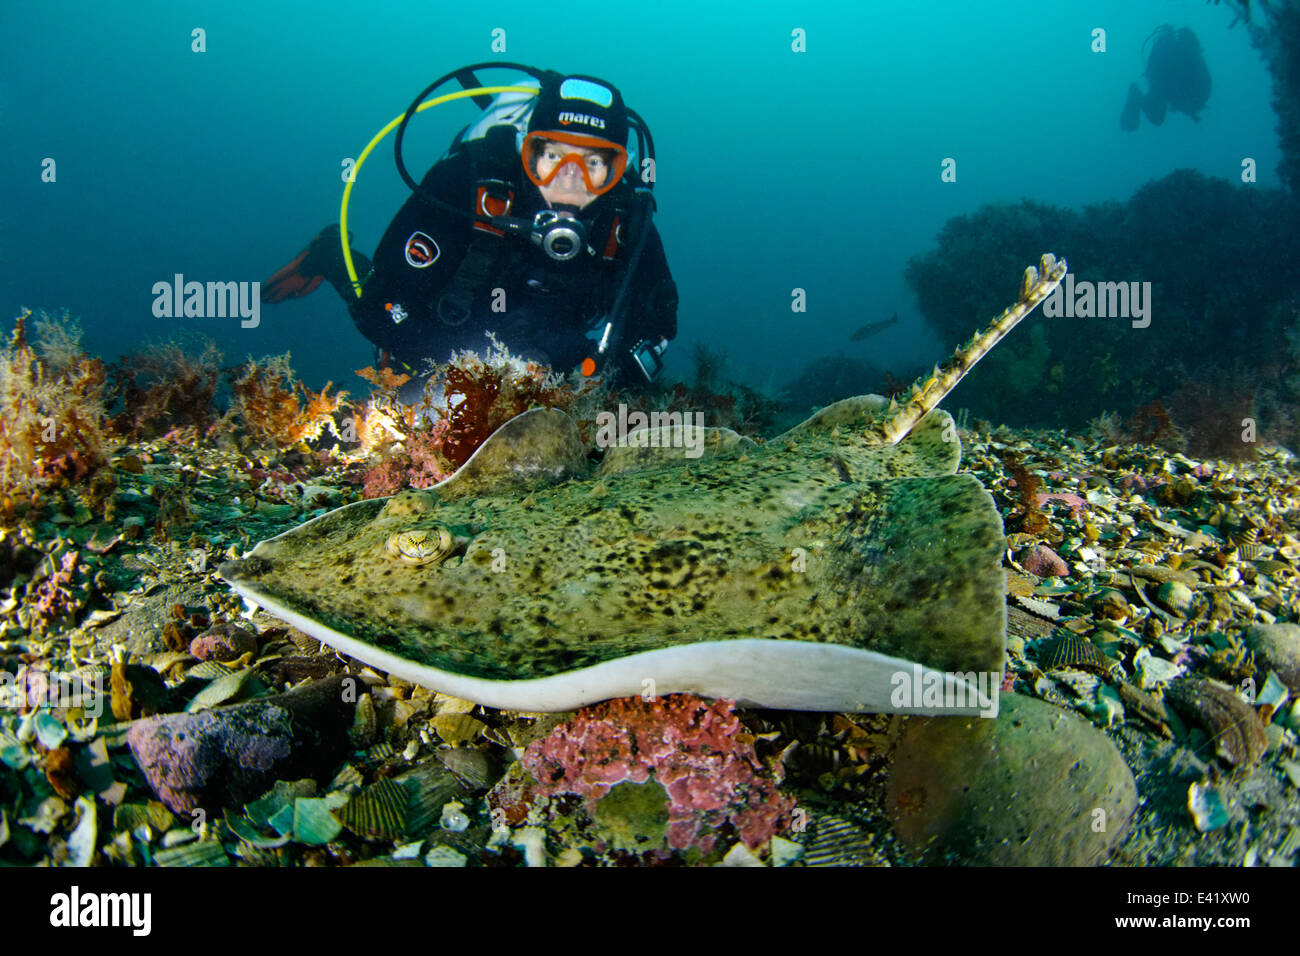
[384,526,454,566]
[440,799,471,832]
[1257,672,1290,712]
[330,764,364,791]
[350,693,377,746]
[1165,678,1268,771]
[1088,588,1130,621]
[432,713,487,748]
[1116,680,1171,737]
[1234,528,1267,560]
[1188,781,1230,832]
[1135,651,1183,689]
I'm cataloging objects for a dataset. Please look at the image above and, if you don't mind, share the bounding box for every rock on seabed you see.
[885,693,1137,866]
[1019,545,1068,578]
[126,675,356,814]
[1243,623,1300,696]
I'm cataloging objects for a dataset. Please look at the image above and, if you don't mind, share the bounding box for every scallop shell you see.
[288,630,323,655]
[436,747,501,790]
[338,777,409,842]
[330,763,364,791]
[1052,667,1100,699]
[187,660,237,680]
[801,813,882,867]
[395,764,470,835]
[1233,527,1269,560]
[1038,633,1116,673]
[384,527,454,566]
[153,838,230,867]
[230,843,286,867]
[1252,558,1293,575]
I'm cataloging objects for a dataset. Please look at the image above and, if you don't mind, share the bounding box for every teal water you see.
[0,0,1281,392]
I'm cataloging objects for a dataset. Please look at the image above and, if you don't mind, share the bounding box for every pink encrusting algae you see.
[514,694,794,854]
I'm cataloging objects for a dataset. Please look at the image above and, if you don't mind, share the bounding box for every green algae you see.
[593,780,670,853]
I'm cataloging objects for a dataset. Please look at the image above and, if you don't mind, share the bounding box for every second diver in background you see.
[1121,24,1212,130]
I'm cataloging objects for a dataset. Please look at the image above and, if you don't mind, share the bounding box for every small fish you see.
[850,313,898,342]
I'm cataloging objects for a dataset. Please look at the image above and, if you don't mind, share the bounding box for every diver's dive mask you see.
[521,130,627,196]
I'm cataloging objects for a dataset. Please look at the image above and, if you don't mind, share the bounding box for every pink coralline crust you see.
[404,425,452,489]
[1117,473,1167,493]
[1034,491,1087,517]
[520,695,794,853]
[189,622,258,662]
[361,457,408,499]
[359,424,453,499]
[32,551,84,630]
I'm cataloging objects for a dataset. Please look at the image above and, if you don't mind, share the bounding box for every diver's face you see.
[532,140,611,210]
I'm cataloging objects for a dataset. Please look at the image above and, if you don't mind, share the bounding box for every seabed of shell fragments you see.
[1,419,1299,866]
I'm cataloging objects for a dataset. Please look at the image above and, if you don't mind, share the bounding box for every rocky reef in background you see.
[779,354,924,415]
[1222,0,1300,194]
[903,3,1300,454]
[904,170,1300,454]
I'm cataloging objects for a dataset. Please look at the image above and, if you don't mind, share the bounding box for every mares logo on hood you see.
[558,111,606,130]
[404,231,440,268]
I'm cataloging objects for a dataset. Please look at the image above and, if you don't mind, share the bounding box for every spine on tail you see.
[869,253,1067,446]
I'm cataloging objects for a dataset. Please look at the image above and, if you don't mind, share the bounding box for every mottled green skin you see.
[220,398,1006,682]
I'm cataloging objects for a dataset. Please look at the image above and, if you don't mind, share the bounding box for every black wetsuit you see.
[1120,25,1210,130]
[334,125,677,381]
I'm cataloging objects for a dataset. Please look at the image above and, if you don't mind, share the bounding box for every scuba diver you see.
[1121,24,1212,130]
[262,65,677,393]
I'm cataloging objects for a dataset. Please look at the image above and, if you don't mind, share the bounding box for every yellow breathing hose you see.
[339,85,538,298]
